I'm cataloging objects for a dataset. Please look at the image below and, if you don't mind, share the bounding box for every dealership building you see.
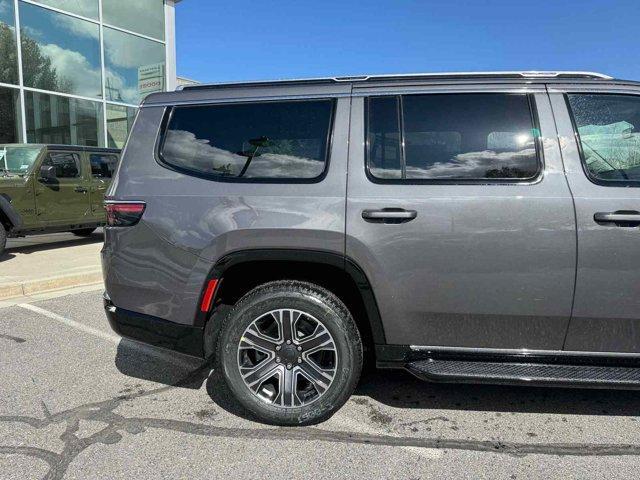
[0,0,181,149]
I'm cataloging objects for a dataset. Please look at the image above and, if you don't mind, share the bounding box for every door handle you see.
[74,186,88,193]
[362,208,417,223]
[594,211,640,226]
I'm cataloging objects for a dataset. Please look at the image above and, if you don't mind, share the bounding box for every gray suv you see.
[103,71,640,425]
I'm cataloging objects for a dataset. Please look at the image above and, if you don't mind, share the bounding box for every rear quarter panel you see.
[103,92,350,325]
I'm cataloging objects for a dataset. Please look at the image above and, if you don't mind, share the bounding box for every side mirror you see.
[39,165,57,182]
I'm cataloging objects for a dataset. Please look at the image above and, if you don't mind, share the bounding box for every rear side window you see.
[42,152,80,178]
[367,93,540,181]
[159,100,334,181]
[567,93,640,184]
[90,154,119,178]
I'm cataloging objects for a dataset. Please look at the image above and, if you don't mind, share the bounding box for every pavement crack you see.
[3,362,640,480]
[0,333,26,344]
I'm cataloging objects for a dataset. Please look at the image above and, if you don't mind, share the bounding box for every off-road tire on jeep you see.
[72,228,97,237]
[0,223,6,257]
[216,280,363,426]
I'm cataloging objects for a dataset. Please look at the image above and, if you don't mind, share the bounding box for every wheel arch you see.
[200,249,386,358]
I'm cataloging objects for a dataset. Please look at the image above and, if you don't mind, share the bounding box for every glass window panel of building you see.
[103,0,165,40]
[0,86,21,143]
[34,0,99,19]
[25,91,104,146]
[20,2,102,98]
[104,27,165,105]
[0,0,18,85]
[107,104,136,148]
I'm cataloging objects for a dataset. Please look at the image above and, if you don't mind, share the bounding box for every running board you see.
[406,359,640,389]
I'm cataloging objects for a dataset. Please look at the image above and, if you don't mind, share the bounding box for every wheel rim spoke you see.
[275,366,299,407]
[240,324,279,353]
[298,360,332,393]
[277,309,297,342]
[298,328,333,353]
[241,358,278,388]
[237,308,338,409]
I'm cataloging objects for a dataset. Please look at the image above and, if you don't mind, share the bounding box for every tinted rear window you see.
[160,100,334,180]
[367,93,540,181]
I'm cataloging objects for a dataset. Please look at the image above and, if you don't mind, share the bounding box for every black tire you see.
[216,280,363,426]
[72,228,96,237]
[0,223,6,257]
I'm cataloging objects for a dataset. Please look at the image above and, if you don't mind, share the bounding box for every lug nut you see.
[275,345,281,351]
[286,340,292,345]
[276,357,281,363]
[297,358,302,363]
[297,346,302,351]
[286,363,292,370]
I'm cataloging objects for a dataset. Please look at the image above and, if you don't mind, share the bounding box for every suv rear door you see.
[35,149,91,226]
[550,85,640,353]
[346,83,577,350]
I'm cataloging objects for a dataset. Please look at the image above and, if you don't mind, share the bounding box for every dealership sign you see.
[138,63,166,96]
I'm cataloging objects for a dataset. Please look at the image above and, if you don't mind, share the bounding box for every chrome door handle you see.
[362,208,417,223]
[594,211,640,225]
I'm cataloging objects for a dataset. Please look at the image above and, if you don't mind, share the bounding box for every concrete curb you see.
[0,271,103,300]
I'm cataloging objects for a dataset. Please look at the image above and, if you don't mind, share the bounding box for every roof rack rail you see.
[178,70,613,91]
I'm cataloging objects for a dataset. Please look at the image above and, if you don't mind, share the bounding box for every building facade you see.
[0,0,180,149]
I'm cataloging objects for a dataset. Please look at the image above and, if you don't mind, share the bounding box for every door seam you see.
[545,85,579,350]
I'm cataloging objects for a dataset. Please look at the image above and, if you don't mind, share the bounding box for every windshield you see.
[0,146,43,175]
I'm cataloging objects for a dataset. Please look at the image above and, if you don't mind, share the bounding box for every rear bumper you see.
[104,293,204,358]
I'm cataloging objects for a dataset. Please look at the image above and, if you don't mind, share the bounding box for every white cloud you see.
[408,149,538,178]
[21,25,42,40]
[163,130,324,178]
[104,29,164,69]
[42,0,97,18]
[105,67,140,104]
[40,43,102,98]
[371,149,538,179]
[58,13,99,40]
[102,0,164,39]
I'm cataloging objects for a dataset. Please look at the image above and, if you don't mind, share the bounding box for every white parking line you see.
[19,303,121,343]
[17,303,202,370]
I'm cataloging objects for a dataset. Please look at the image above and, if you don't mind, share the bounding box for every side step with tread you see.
[407,359,640,389]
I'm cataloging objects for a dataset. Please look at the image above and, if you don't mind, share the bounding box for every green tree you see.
[20,33,62,92]
[0,22,73,92]
[0,89,18,143]
[0,23,18,85]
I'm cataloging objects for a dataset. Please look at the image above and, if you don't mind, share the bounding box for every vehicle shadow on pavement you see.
[113,340,640,421]
[5,233,104,257]
[356,368,640,417]
[114,339,209,390]
[0,252,16,262]
[114,339,261,421]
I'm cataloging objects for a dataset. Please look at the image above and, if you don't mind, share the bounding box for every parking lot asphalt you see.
[2,290,640,479]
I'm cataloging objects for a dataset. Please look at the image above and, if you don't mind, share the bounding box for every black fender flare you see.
[196,249,386,345]
[0,194,23,229]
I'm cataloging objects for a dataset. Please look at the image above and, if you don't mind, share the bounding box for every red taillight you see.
[200,279,219,312]
[105,202,146,227]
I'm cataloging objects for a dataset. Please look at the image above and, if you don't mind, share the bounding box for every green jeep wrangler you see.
[0,144,121,256]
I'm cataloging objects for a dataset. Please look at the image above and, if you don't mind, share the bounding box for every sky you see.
[176,0,640,84]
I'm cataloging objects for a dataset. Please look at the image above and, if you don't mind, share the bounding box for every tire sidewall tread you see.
[216,280,363,426]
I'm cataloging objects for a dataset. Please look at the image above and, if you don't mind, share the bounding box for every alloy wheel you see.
[237,308,338,408]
